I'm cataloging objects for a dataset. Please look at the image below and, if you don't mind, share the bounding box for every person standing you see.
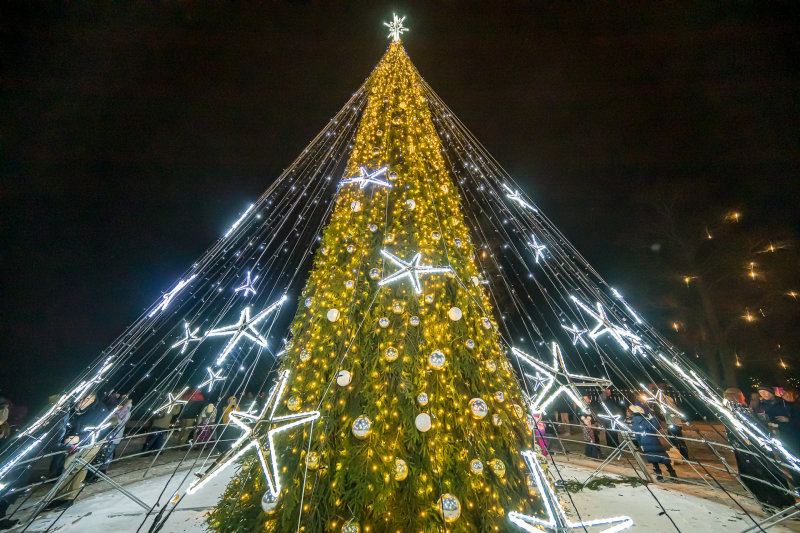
[99,399,132,474]
[45,393,110,510]
[580,412,601,459]
[630,405,677,480]
[599,389,624,450]
[142,404,178,453]
[194,403,217,444]
[648,384,689,460]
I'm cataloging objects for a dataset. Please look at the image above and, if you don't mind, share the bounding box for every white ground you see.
[17,458,792,532]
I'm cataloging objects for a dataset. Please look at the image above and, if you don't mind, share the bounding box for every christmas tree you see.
[2,14,798,533]
[205,25,545,533]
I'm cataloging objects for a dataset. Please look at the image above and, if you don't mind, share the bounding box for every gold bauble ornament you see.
[492,414,503,426]
[299,349,311,362]
[417,392,429,406]
[351,415,372,439]
[287,396,301,411]
[394,458,408,481]
[306,451,319,470]
[378,317,389,328]
[470,459,484,474]
[485,360,497,372]
[437,493,461,523]
[494,391,505,403]
[384,347,398,362]
[369,268,381,279]
[513,404,524,419]
[409,315,420,326]
[491,459,506,478]
[392,302,403,314]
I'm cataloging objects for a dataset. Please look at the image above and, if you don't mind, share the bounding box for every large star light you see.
[171,322,202,354]
[570,296,641,350]
[512,343,611,414]
[186,370,320,499]
[234,270,259,297]
[339,166,391,190]
[562,323,589,347]
[597,402,632,433]
[148,274,197,318]
[502,184,538,212]
[378,249,452,294]
[509,450,633,533]
[384,14,408,42]
[206,295,287,365]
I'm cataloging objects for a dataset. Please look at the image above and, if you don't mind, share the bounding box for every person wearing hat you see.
[630,404,677,480]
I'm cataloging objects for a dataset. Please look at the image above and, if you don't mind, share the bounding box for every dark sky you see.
[2,2,798,410]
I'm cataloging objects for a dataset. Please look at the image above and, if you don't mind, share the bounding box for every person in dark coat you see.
[723,388,796,509]
[599,389,624,449]
[630,405,677,480]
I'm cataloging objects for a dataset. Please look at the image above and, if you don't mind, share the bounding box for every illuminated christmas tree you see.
[204,22,547,533]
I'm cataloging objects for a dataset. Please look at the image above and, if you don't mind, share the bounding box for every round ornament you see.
[405,199,416,210]
[385,234,395,243]
[346,244,355,253]
[350,201,361,212]
[492,414,503,426]
[394,458,408,481]
[378,317,389,328]
[441,184,449,193]
[417,392,429,406]
[485,360,497,372]
[389,171,398,180]
[469,398,489,420]
[287,396,301,411]
[491,459,506,478]
[384,347,398,362]
[304,297,313,307]
[342,521,360,533]
[481,317,492,330]
[299,349,311,362]
[470,276,480,286]
[454,238,462,247]
[431,231,441,240]
[344,280,355,289]
[369,268,381,280]
[470,459,484,474]
[409,316,420,326]
[306,451,319,470]
[428,350,446,370]
[376,128,383,136]
[392,302,403,314]
[336,370,352,387]
[437,494,460,523]
[513,404,524,419]
[351,416,372,439]
[494,391,505,403]
[526,414,537,432]
[448,307,463,321]
[526,473,536,495]
[327,308,341,322]
[321,246,328,255]
[425,294,434,304]
[502,360,514,373]
[284,339,293,350]
[465,339,475,349]
[415,413,432,432]
[368,223,378,232]
[261,492,278,513]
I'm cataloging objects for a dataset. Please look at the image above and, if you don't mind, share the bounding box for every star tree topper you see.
[384,14,408,42]
[186,370,320,499]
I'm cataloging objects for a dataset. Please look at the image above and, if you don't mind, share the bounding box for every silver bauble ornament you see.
[384,347,398,362]
[469,398,489,420]
[485,360,497,372]
[261,492,278,513]
[409,315,420,326]
[425,294,434,303]
[465,339,475,349]
[378,317,389,328]
[342,521,360,533]
[304,297,313,307]
[350,201,361,212]
[369,268,381,279]
[368,223,378,232]
[405,199,416,210]
[344,280,355,289]
[437,494,460,523]
[431,231,441,240]
[417,392,429,406]
[454,238,462,247]
[351,415,372,439]
[448,307,463,321]
[299,349,311,362]
[287,396,301,411]
[346,244,355,253]
[336,370,352,386]
[494,391,505,403]
[470,459,484,474]
[481,317,492,329]
[428,350,446,370]
[492,414,502,426]
[327,308,340,322]
[415,413,432,432]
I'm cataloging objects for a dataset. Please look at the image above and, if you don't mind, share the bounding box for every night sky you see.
[2,3,798,411]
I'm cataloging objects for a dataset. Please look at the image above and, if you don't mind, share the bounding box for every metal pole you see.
[143,429,174,479]
[74,458,152,512]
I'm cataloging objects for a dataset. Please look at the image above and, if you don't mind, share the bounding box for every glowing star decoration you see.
[528,234,547,263]
[234,270,259,297]
[562,323,589,347]
[186,370,320,500]
[148,274,198,318]
[625,332,650,358]
[512,343,611,415]
[597,402,632,433]
[171,322,202,354]
[339,166,391,190]
[378,249,452,294]
[224,203,254,238]
[570,296,640,350]
[502,183,538,212]
[199,367,227,392]
[653,351,800,474]
[639,384,684,422]
[153,387,189,415]
[611,288,643,324]
[384,14,408,42]
[206,295,287,365]
[508,450,633,533]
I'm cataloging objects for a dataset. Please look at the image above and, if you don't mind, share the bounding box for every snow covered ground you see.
[16,457,792,532]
